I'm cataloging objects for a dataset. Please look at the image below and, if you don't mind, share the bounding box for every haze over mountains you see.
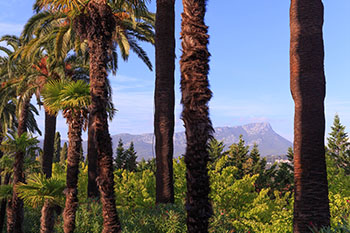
[39,122,292,160]
[84,122,292,160]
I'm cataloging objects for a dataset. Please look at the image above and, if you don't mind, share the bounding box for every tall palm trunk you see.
[84,1,121,232]
[290,0,330,232]
[180,0,213,232]
[155,0,175,204]
[62,112,84,233]
[87,114,99,199]
[40,202,55,233]
[40,111,57,233]
[42,111,57,177]
[7,98,30,233]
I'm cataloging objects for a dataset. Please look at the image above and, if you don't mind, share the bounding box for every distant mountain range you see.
[39,122,292,160]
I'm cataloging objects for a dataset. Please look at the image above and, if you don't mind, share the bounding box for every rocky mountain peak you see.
[241,122,272,135]
[43,122,292,161]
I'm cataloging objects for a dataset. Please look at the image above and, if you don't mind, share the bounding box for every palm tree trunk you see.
[42,111,57,177]
[180,0,213,232]
[87,114,99,199]
[155,0,175,204]
[6,196,14,232]
[7,98,30,233]
[40,201,55,233]
[40,111,57,233]
[290,0,330,232]
[63,113,83,233]
[85,1,121,232]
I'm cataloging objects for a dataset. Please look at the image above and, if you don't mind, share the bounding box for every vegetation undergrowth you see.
[2,115,350,232]
[14,152,350,232]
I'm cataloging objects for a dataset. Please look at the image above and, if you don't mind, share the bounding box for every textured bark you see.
[155,0,175,204]
[40,111,57,233]
[290,0,330,232]
[63,113,84,233]
[7,98,30,233]
[180,0,213,232]
[6,197,14,233]
[87,114,99,199]
[84,1,121,232]
[40,200,55,233]
[42,111,57,178]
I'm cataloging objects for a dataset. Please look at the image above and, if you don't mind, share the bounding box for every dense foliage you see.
[1,117,349,232]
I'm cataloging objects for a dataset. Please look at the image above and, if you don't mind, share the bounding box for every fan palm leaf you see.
[41,79,90,115]
[0,133,40,155]
[16,173,65,208]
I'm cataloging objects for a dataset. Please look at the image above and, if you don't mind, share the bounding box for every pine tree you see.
[327,114,350,173]
[60,142,68,165]
[208,138,226,164]
[53,132,61,163]
[125,142,137,172]
[328,114,349,153]
[273,147,294,193]
[114,139,126,170]
[227,135,250,178]
[114,140,138,171]
[286,146,294,171]
[245,143,262,175]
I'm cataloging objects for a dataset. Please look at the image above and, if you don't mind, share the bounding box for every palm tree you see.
[180,0,213,232]
[42,79,90,233]
[18,29,90,230]
[0,69,41,232]
[0,132,41,233]
[17,173,65,233]
[290,0,330,232]
[0,35,43,233]
[19,17,90,179]
[0,95,16,231]
[3,43,61,233]
[0,108,15,231]
[31,2,154,202]
[154,0,175,204]
[35,2,154,231]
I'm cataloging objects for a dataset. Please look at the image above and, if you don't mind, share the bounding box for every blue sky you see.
[1,0,350,142]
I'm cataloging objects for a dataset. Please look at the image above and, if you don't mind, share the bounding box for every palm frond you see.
[60,79,90,109]
[55,25,71,59]
[17,173,65,208]
[115,30,130,61]
[41,79,67,115]
[42,79,90,115]
[128,38,152,70]
[0,132,40,155]
[35,0,86,13]
[27,103,42,135]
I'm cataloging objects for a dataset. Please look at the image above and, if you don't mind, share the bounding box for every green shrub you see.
[23,206,41,233]
[120,204,186,233]
[55,202,103,233]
